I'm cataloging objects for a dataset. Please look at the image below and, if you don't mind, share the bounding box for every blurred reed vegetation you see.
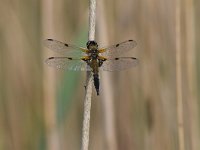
[0,0,199,150]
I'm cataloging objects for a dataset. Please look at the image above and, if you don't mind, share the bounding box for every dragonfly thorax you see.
[87,47,98,59]
[86,41,99,60]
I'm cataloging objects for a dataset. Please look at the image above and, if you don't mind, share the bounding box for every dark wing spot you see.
[131,57,137,59]
[49,57,54,59]
[116,44,120,47]
[47,39,53,41]
[128,40,133,41]
[64,43,68,47]
[115,58,119,60]
[68,57,72,60]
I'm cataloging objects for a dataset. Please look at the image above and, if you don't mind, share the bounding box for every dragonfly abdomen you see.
[93,74,99,95]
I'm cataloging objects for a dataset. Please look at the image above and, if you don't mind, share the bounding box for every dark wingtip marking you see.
[68,57,72,60]
[115,58,119,60]
[131,57,137,59]
[129,40,133,41]
[47,39,53,41]
[116,44,120,47]
[82,58,86,61]
[64,43,68,47]
[49,57,54,59]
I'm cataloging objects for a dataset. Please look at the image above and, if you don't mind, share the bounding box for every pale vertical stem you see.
[97,0,117,149]
[88,0,96,41]
[81,76,93,150]
[41,0,60,150]
[185,0,199,149]
[81,0,96,150]
[176,0,185,150]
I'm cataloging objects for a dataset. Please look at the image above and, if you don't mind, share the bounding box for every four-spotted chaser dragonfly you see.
[44,39,138,95]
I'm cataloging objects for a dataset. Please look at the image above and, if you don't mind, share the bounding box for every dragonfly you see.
[44,39,138,95]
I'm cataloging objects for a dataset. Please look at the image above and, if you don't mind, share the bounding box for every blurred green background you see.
[0,0,199,150]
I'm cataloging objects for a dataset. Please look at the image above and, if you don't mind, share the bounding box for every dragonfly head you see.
[86,41,98,50]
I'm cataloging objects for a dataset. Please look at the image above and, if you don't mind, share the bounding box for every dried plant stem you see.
[88,0,96,41]
[176,0,185,150]
[81,0,96,150]
[42,0,60,150]
[97,0,117,149]
[185,0,199,149]
[81,76,93,150]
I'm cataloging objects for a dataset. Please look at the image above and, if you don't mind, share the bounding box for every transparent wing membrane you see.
[43,39,86,57]
[100,40,137,58]
[45,57,91,71]
[101,57,139,71]
[44,39,138,72]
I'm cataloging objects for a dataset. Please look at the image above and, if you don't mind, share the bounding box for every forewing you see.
[45,57,91,71]
[101,57,138,71]
[100,40,137,58]
[43,39,86,57]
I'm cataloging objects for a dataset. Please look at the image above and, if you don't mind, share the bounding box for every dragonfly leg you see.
[84,72,93,91]
[98,56,107,67]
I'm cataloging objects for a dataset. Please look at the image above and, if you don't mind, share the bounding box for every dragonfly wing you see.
[45,57,91,71]
[43,39,86,57]
[101,57,139,71]
[100,40,137,58]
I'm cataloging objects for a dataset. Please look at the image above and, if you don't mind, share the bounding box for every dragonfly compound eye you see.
[86,41,98,49]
